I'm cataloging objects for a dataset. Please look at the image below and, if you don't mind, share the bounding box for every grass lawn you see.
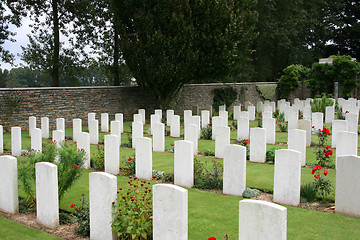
[1,120,360,239]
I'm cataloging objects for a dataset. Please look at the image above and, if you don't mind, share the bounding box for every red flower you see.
[300,115,303,118]
[167,131,170,134]
[314,175,320,179]
[316,165,322,170]
[312,126,314,128]
[171,143,174,146]
[70,204,74,208]
[311,168,316,175]
[128,157,132,161]
[64,139,68,141]
[243,139,249,146]
[74,164,78,169]
[326,145,330,149]
[328,150,333,155]
[345,111,349,114]
[324,170,328,176]
[208,237,216,240]
[30,148,34,151]
[276,121,278,124]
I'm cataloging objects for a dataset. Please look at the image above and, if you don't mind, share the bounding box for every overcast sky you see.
[0,16,35,70]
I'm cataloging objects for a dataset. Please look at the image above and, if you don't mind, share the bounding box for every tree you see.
[71,0,130,86]
[20,0,89,87]
[0,2,25,63]
[111,0,257,109]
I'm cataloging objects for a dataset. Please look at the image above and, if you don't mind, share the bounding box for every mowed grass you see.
[1,120,360,239]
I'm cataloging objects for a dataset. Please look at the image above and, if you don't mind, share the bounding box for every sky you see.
[0,17,33,70]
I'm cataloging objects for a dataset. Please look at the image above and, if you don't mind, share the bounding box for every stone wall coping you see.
[0,82,278,91]
[0,85,137,91]
[184,82,278,87]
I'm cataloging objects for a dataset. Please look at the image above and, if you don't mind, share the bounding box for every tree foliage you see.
[278,64,310,98]
[111,0,257,108]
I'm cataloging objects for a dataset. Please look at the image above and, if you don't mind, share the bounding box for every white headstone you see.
[174,140,194,188]
[219,105,226,112]
[336,131,358,168]
[52,130,65,148]
[150,114,161,135]
[56,118,65,132]
[331,120,348,148]
[325,106,334,123]
[237,117,249,140]
[73,118,82,142]
[41,117,49,139]
[110,121,121,147]
[190,116,201,139]
[155,109,162,120]
[170,115,180,138]
[104,134,120,175]
[297,119,312,147]
[250,128,266,163]
[223,144,246,196]
[138,109,146,124]
[345,112,359,134]
[31,128,42,153]
[184,124,198,155]
[273,149,301,206]
[11,127,21,157]
[288,129,306,166]
[115,113,123,134]
[133,113,143,124]
[263,118,275,144]
[287,111,298,130]
[29,116,36,137]
[303,106,312,120]
[88,112,96,131]
[77,132,90,169]
[212,116,224,140]
[233,105,241,120]
[36,162,59,229]
[132,121,143,149]
[248,106,256,121]
[166,110,174,127]
[0,156,18,213]
[215,126,230,158]
[135,137,152,180]
[89,172,117,240]
[153,123,165,152]
[239,111,249,119]
[101,113,109,132]
[89,120,99,145]
[312,112,323,133]
[184,110,192,127]
[336,155,360,218]
[262,111,272,124]
[239,199,287,240]
[201,110,210,128]
[219,111,228,127]
[153,184,188,240]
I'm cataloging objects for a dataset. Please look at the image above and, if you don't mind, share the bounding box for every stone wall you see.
[0,82,310,131]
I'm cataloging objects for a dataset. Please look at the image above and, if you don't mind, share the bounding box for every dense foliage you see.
[278,65,310,98]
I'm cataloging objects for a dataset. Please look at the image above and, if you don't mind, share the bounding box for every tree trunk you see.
[51,0,60,87]
[113,22,120,86]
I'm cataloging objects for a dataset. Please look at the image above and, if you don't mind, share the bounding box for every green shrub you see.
[70,193,90,237]
[212,86,237,112]
[310,93,334,115]
[306,62,334,97]
[242,187,261,198]
[278,64,310,99]
[18,140,85,207]
[266,147,280,164]
[194,158,223,189]
[300,183,317,202]
[256,84,277,100]
[332,55,360,98]
[203,150,215,156]
[122,154,135,175]
[91,145,104,170]
[201,124,212,140]
[112,177,152,239]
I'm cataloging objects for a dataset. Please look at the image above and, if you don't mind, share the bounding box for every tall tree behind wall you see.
[111,0,257,109]
[19,0,89,87]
